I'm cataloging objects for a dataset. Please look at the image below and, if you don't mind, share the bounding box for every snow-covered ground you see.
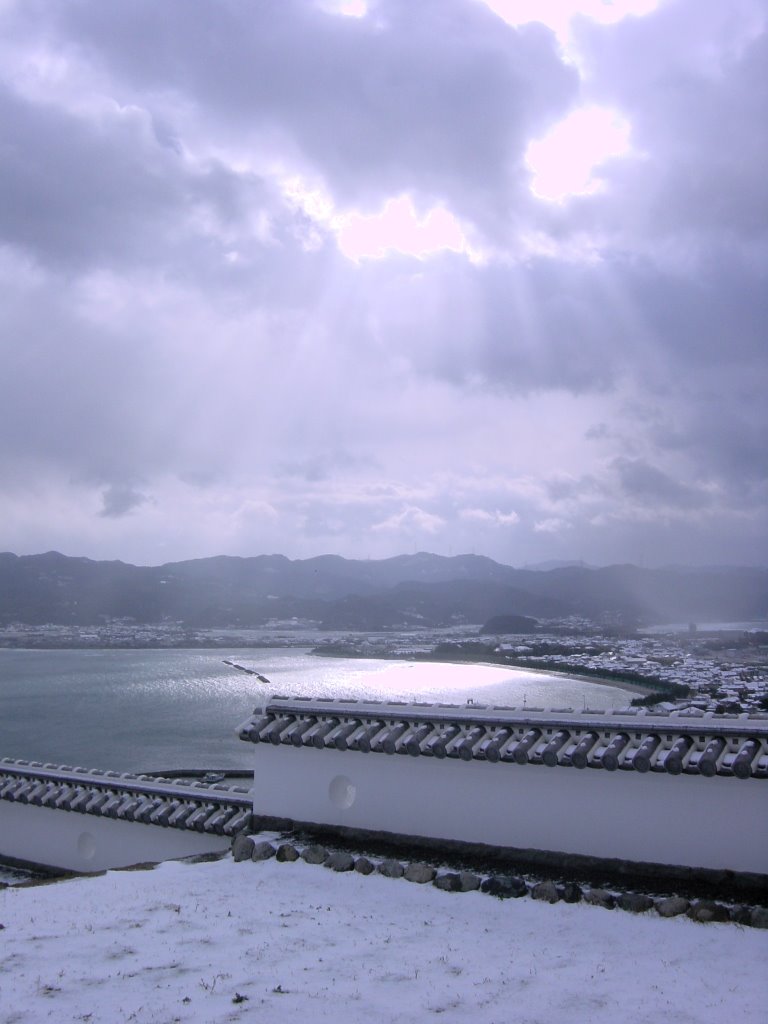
[1,855,766,1024]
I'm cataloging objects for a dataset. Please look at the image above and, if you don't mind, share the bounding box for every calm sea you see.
[0,648,634,774]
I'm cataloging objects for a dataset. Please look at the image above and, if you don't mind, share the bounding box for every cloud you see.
[526,105,632,201]
[460,508,520,526]
[372,507,447,535]
[0,0,764,567]
[611,457,710,511]
[335,195,475,262]
[534,517,571,534]
[565,0,768,252]
[14,0,575,238]
[99,485,149,519]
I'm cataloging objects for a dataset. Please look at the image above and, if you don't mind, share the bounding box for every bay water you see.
[0,648,634,773]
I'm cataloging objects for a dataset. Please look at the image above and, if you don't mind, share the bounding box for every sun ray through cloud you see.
[0,0,763,567]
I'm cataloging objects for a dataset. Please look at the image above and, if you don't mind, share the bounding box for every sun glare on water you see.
[354,660,518,696]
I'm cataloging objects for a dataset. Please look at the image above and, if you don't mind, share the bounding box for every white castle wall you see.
[0,800,230,874]
[251,745,768,874]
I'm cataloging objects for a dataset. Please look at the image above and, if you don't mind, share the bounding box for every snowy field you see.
[1,855,766,1024]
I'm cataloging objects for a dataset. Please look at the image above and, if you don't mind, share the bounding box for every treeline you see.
[503,658,684,693]
[630,685,692,707]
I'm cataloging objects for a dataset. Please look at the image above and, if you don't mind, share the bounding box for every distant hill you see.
[480,614,540,634]
[521,560,595,571]
[0,551,766,630]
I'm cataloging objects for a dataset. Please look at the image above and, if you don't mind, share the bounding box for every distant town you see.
[3,616,766,717]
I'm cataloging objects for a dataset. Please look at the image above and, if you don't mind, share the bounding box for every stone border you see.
[249,815,768,902]
[230,834,768,930]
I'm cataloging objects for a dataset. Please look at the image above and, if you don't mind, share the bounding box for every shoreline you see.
[478,661,654,698]
[315,648,656,700]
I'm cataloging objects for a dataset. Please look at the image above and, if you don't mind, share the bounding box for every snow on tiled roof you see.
[238,697,768,779]
[0,759,252,835]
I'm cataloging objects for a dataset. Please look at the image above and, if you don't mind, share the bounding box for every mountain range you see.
[1,551,766,631]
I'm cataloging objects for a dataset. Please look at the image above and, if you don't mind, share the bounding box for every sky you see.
[1,0,766,568]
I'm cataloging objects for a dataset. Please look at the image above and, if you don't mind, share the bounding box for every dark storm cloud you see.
[17,0,576,235]
[571,0,768,244]
[0,77,323,285]
[606,257,768,488]
[0,82,181,270]
[612,457,709,511]
[649,386,768,495]
[99,485,148,518]
[0,266,156,480]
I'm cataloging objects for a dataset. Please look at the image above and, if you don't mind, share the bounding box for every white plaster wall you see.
[0,801,230,873]
[252,746,768,875]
